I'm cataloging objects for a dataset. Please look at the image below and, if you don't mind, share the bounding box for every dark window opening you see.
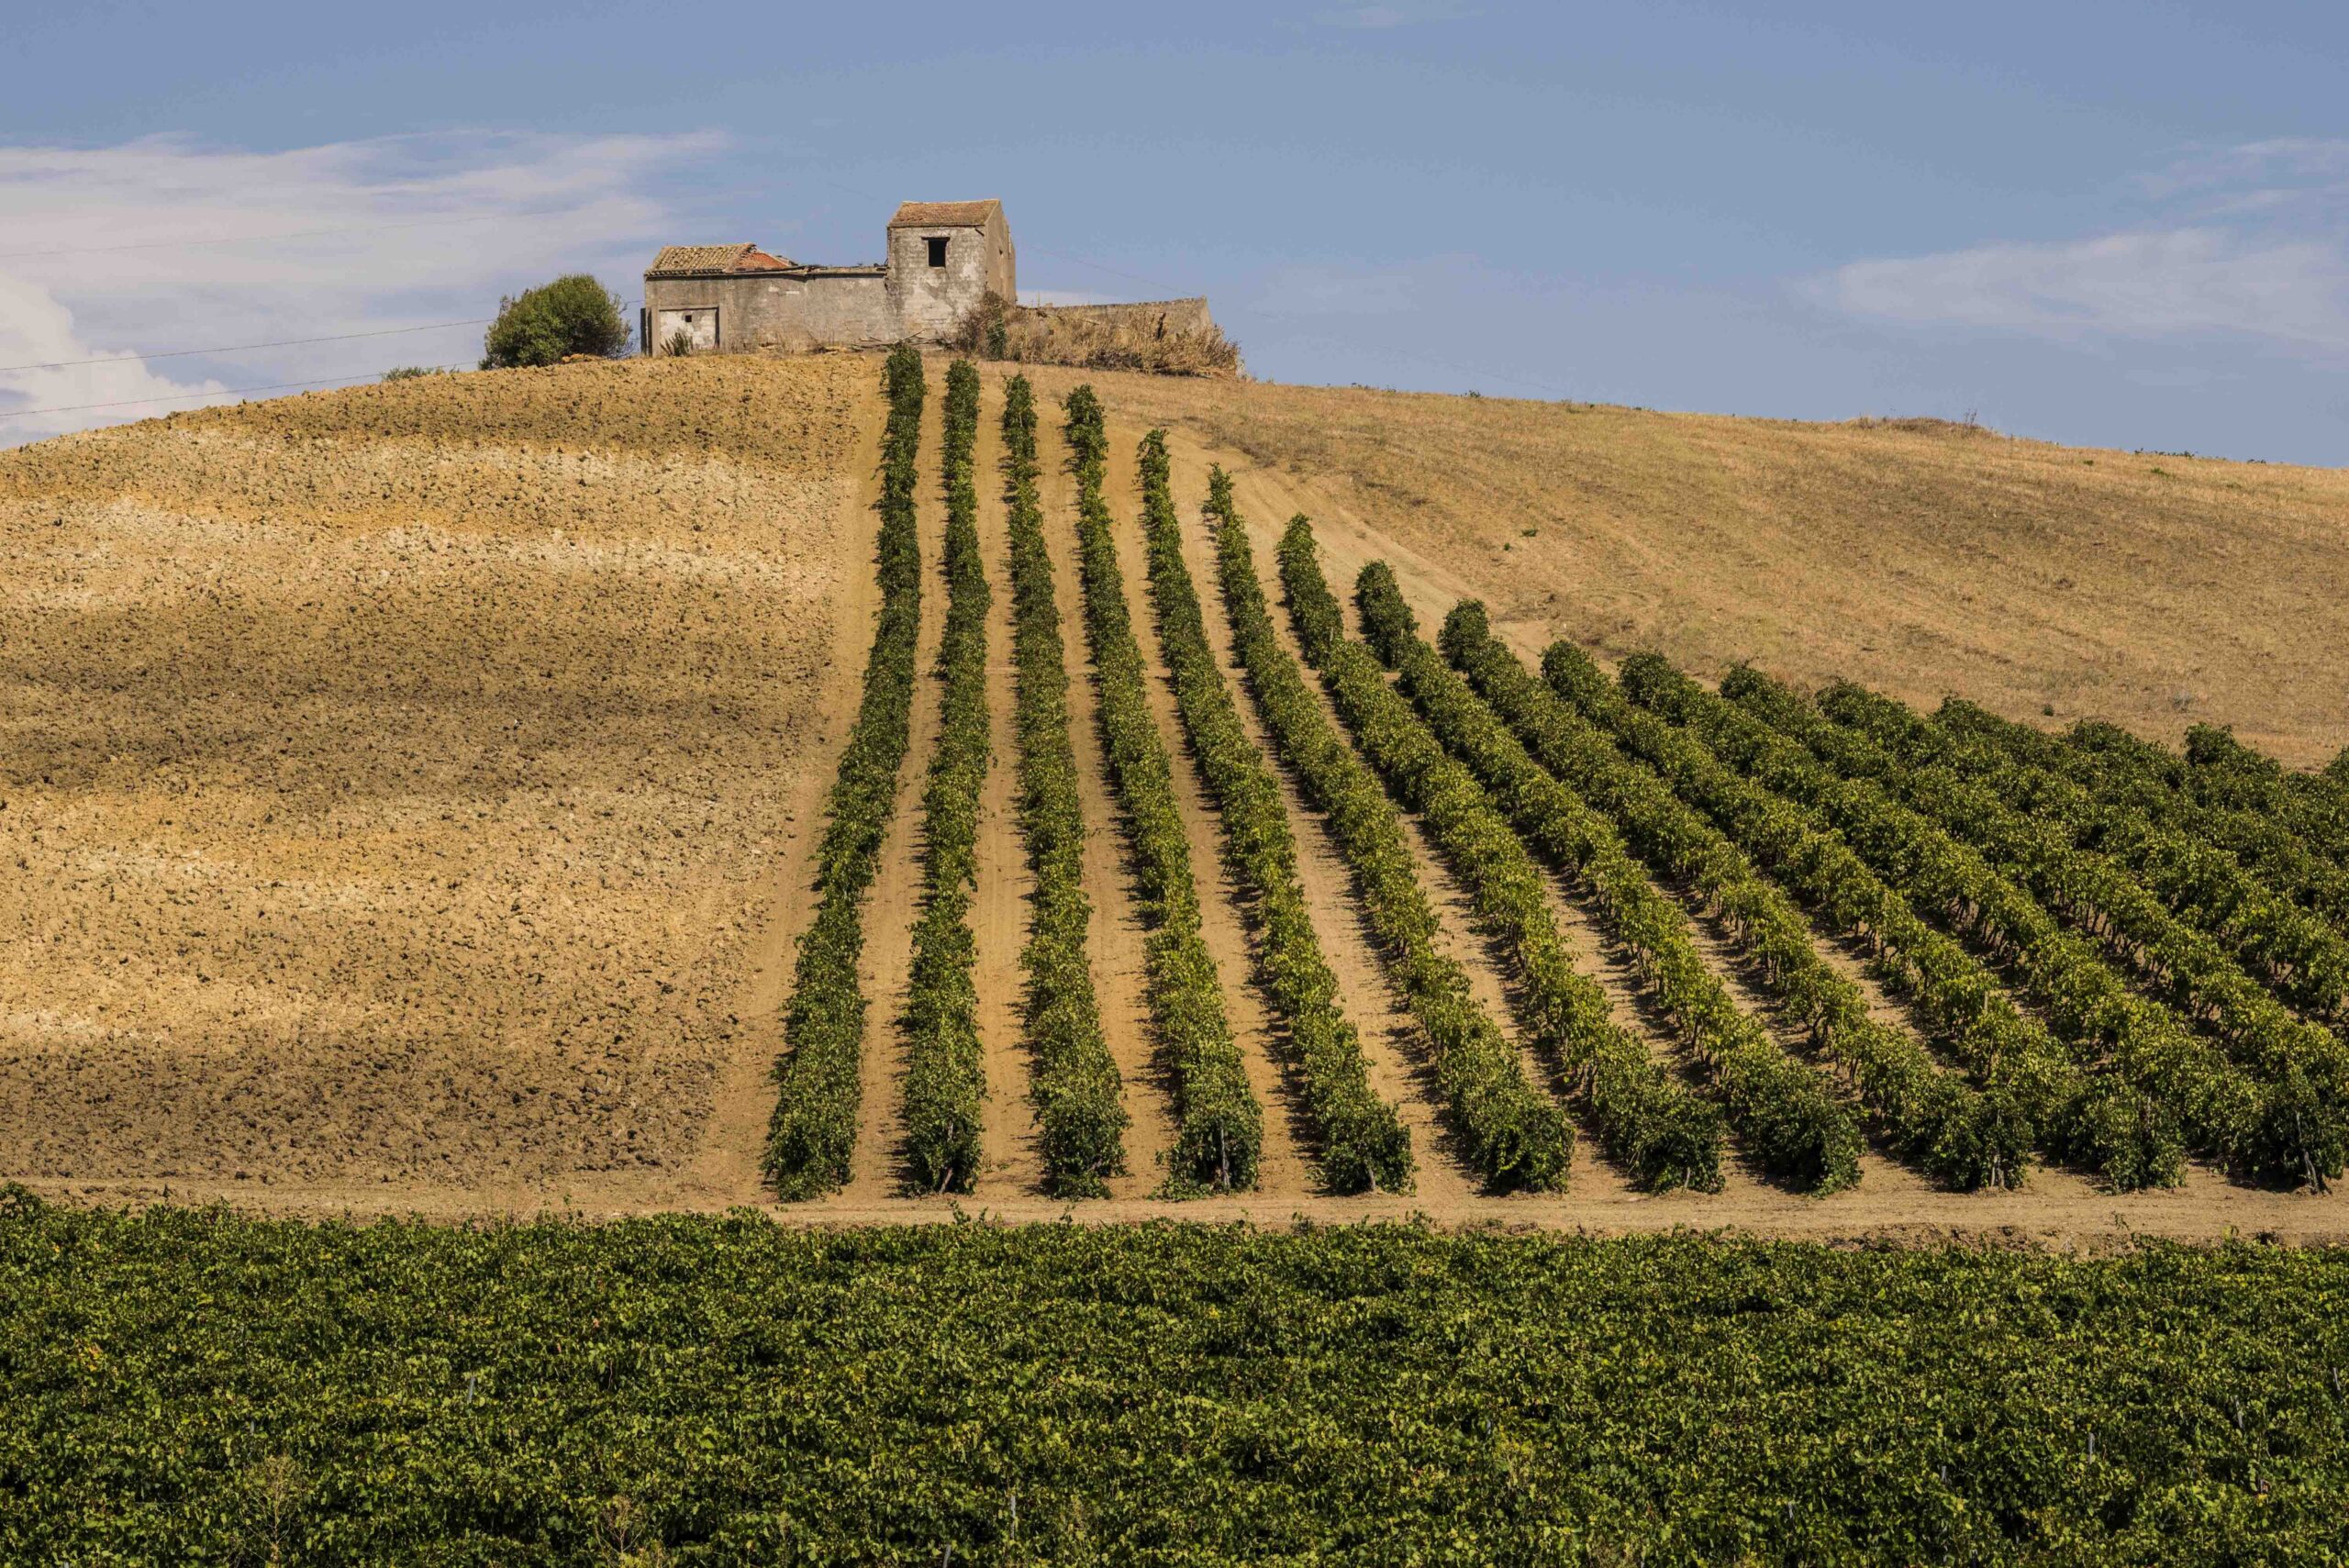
[926,236,949,268]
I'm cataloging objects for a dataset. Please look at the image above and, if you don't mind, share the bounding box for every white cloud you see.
[1827,228,2349,350]
[0,130,719,443]
[1819,139,2349,358]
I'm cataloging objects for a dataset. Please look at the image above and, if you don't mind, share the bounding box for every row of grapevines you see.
[765,345,927,1198]
[897,359,991,1193]
[1208,489,1573,1190]
[2181,724,2349,872]
[1285,528,1765,1189]
[1137,448,1413,1193]
[999,376,1128,1196]
[1063,388,1262,1191]
[1614,653,2332,1187]
[1313,550,1844,1191]
[1732,671,2349,1159]
[1416,598,2021,1189]
[1829,686,2349,1024]
[1950,705,2349,956]
[1520,633,2173,1189]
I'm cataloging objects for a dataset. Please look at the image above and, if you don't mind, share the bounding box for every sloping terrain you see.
[1029,369,2349,767]
[6,352,2347,1242]
[0,356,878,1207]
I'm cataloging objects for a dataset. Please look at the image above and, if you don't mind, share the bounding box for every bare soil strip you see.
[848,387,948,1200]
[1031,404,1178,1197]
[688,385,894,1207]
[966,383,1047,1198]
[1161,446,1478,1206]
[1094,430,1317,1194]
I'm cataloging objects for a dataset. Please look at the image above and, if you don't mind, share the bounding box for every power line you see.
[0,363,472,422]
[0,317,492,375]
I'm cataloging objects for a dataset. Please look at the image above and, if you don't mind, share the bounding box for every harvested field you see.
[0,355,878,1208]
[7,351,2348,1245]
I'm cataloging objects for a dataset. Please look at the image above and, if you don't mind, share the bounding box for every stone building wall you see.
[885,210,1017,340]
[644,202,1020,353]
[644,271,895,355]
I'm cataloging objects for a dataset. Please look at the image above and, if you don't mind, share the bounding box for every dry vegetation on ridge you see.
[6,351,2347,1239]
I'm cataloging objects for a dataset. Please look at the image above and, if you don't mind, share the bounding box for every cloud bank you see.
[1820,140,2349,358]
[0,131,718,443]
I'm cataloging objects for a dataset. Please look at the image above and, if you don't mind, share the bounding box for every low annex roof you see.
[887,200,1001,229]
[645,243,797,278]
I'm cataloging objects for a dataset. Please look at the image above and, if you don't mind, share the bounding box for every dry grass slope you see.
[1021,369,2349,766]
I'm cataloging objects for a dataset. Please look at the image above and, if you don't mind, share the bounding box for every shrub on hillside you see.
[481,275,631,369]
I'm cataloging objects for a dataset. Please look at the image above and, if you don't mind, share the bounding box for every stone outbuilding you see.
[641,200,1016,355]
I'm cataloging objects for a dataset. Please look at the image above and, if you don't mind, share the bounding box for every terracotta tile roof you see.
[888,200,1001,229]
[645,243,799,277]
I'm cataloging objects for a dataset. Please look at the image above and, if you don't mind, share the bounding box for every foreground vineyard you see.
[10,1202,2346,1563]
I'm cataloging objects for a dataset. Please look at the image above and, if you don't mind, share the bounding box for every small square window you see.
[926,236,949,268]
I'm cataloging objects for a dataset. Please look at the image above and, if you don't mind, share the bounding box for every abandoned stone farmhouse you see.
[641,199,1017,355]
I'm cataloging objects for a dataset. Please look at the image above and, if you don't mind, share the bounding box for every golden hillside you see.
[1033,370,2349,768]
[6,352,2344,1236]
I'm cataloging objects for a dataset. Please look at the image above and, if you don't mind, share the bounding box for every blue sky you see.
[5,1,2346,460]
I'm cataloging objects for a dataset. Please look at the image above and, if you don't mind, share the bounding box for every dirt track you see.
[6,353,2345,1244]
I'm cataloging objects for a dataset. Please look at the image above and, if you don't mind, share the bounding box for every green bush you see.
[1610,650,2311,1184]
[1212,486,1571,1192]
[1064,387,1262,1192]
[1001,377,1129,1195]
[1729,668,2348,1191]
[1138,439,1412,1195]
[898,360,991,1193]
[480,274,630,368]
[1412,595,2021,1190]
[15,1208,2349,1563]
[1507,628,2184,1191]
[1827,684,2349,1092]
[764,345,926,1198]
[1283,528,1746,1191]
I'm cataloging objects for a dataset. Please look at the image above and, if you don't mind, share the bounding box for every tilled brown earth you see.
[1,356,878,1201]
[6,353,2343,1244]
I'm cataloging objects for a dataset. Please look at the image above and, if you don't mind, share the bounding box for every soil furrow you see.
[968,378,1046,1198]
[1033,406,1177,1197]
[1095,420,1314,1194]
[848,383,947,1200]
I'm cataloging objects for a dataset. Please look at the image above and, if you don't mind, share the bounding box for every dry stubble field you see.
[1,356,878,1212]
[7,352,2348,1242]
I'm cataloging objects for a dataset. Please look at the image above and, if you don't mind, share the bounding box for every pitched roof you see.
[888,200,1001,229]
[645,243,799,278]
